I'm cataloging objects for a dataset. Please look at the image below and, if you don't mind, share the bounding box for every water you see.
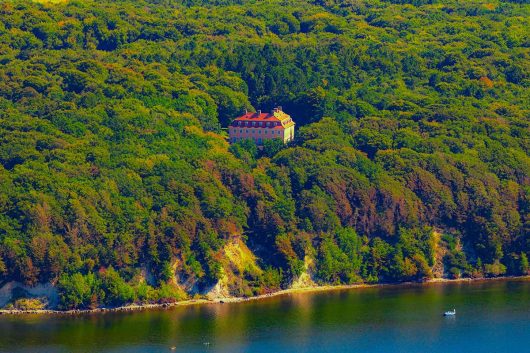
[1,279,529,353]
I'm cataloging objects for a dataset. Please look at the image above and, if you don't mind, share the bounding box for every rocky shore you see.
[1,275,529,316]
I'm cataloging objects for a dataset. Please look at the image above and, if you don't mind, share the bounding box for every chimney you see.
[278,106,282,111]
[245,108,248,114]
[257,109,261,115]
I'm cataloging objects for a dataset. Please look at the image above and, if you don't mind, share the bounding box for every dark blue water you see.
[1,279,529,353]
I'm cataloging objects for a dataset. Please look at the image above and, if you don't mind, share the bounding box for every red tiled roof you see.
[233,112,280,122]
[230,109,295,128]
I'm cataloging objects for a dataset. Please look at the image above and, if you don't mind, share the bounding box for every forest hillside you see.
[0,0,528,309]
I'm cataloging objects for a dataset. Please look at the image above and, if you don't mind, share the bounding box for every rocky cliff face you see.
[0,282,58,309]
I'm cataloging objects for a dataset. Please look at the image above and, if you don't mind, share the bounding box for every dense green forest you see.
[0,0,528,309]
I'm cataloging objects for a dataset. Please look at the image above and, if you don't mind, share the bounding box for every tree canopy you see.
[0,0,528,309]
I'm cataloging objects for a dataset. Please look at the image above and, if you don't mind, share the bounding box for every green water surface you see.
[1,279,529,353]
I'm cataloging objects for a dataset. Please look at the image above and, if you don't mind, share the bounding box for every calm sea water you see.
[1,279,529,353]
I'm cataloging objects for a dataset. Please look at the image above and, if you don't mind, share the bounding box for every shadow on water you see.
[1,279,529,353]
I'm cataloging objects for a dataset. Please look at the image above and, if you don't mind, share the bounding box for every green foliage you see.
[259,267,283,292]
[135,282,157,304]
[12,298,46,311]
[57,272,99,309]
[0,0,528,309]
[156,282,185,303]
[520,253,529,275]
[58,270,185,309]
[484,261,507,277]
[262,138,286,158]
[99,267,136,306]
[316,228,362,284]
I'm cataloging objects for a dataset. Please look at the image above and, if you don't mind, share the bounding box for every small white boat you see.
[444,309,456,316]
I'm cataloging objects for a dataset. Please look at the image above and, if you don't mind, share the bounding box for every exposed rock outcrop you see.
[0,282,59,309]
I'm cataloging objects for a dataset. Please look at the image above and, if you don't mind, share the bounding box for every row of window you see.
[233,129,282,135]
[236,121,281,127]
[231,137,272,143]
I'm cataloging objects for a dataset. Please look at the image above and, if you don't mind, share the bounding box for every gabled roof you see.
[231,108,294,127]
[233,112,281,122]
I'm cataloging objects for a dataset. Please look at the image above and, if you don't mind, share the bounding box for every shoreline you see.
[1,275,529,316]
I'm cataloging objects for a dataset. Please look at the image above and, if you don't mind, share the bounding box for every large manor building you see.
[229,107,295,145]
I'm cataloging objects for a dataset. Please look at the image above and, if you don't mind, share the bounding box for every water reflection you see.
[1,279,529,353]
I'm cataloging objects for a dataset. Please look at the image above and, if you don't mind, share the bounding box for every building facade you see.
[228,107,295,145]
